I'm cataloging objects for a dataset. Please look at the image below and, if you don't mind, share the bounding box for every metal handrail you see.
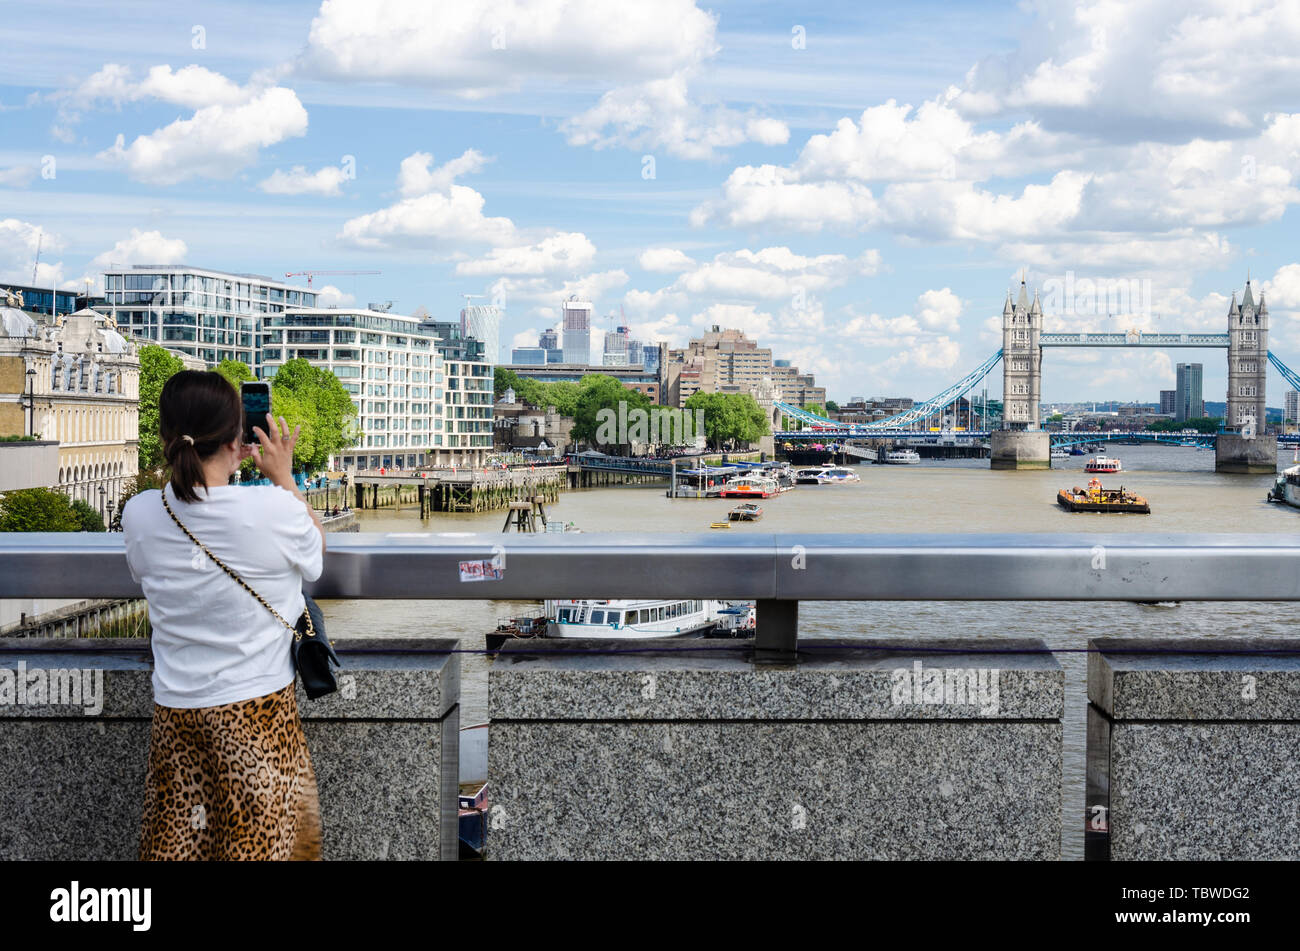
[5,532,1300,658]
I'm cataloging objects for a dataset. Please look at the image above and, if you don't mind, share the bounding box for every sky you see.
[2,0,1300,406]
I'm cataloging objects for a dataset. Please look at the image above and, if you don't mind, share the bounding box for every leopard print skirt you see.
[138,681,321,860]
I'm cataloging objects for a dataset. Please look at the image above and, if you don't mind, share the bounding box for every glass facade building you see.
[260,307,492,470]
[1175,362,1204,422]
[101,266,317,369]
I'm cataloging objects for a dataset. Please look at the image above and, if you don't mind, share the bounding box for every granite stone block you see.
[0,638,460,860]
[1088,636,1300,860]
[490,637,1062,860]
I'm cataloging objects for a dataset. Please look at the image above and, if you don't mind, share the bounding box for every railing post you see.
[753,598,797,664]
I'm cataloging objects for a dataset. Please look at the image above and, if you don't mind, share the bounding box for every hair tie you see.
[181,435,194,445]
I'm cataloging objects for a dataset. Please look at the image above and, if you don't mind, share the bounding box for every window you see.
[590,611,604,624]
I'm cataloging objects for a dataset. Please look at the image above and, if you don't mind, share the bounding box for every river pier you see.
[351,466,566,515]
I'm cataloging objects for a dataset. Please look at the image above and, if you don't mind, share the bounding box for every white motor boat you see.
[883,449,921,464]
[546,599,733,639]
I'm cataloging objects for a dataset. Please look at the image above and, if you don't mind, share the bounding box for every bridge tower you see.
[990,275,1050,468]
[1226,279,1268,432]
[1216,278,1276,472]
[1000,275,1043,430]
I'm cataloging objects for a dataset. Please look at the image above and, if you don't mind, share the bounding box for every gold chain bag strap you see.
[161,487,340,698]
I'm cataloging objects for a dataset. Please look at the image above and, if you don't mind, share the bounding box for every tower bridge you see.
[774,277,1284,473]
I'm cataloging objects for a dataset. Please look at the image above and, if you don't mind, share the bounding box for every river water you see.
[318,444,1299,859]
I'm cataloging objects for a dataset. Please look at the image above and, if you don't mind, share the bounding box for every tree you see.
[825,400,840,413]
[137,345,185,473]
[118,469,165,512]
[0,488,81,532]
[544,381,580,417]
[70,498,106,532]
[685,392,770,449]
[271,359,359,472]
[495,367,522,398]
[570,375,653,451]
[215,359,254,389]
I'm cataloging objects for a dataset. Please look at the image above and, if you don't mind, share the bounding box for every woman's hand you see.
[250,414,300,489]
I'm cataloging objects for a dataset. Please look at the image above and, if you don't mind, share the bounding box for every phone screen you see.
[241,383,271,444]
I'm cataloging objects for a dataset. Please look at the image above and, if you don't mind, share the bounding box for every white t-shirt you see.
[122,482,324,708]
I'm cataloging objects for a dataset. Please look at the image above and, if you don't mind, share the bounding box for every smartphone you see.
[240,381,272,445]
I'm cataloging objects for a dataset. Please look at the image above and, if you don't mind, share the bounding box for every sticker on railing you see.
[459,560,504,582]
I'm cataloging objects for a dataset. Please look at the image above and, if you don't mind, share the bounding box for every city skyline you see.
[3,0,1300,405]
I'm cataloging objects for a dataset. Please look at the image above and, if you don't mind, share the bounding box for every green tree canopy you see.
[137,345,186,474]
[214,359,254,389]
[570,375,654,450]
[270,359,359,472]
[684,392,770,449]
[0,488,81,532]
[1147,417,1222,434]
[494,367,522,398]
[825,400,840,413]
[70,498,106,532]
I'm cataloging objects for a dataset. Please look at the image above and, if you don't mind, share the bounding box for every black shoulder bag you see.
[162,490,340,699]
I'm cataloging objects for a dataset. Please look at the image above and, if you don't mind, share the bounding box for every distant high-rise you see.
[603,325,629,366]
[1175,363,1204,422]
[538,326,563,364]
[1286,389,1299,426]
[511,347,546,366]
[1159,390,1176,415]
[561,297,592,365]
[460,304,501,366]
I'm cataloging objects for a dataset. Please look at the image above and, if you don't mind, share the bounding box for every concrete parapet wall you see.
[489,638,1063,860]
[1087,636,1300,860]
[1214,432,1277,473]
[990,430,1051,470]
[0,637,459,861]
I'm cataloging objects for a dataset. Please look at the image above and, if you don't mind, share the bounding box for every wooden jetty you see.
[351,466,566,515]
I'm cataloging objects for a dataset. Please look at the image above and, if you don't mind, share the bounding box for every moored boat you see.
[883,449,921,465]
[546,599,734,639]
[728,502,763,521]
[719,474,778,498]
[1058,478,1150,514]
[1084,455,1122,473]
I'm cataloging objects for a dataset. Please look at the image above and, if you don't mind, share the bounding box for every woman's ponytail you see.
[158,371,244,503]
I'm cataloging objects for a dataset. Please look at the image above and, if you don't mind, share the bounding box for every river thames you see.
[318,444,1298,859]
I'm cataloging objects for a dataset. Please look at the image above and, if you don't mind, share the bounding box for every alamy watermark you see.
[1041,271,1152,319]
[595,401,705,448]
[891,660,1000,716]
[1,662,104,715]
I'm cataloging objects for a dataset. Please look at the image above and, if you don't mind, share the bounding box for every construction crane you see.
[284,269,380,287]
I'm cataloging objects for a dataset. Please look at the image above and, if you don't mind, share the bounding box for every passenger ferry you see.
[719,475,779,498]
[545,599,731,639]
[1267,465,1300,509]
[794,466,861,484]
[883,449,921,465]
[1084,456,1122,473]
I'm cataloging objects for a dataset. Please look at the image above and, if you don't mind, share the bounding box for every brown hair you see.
[159,370,243,503]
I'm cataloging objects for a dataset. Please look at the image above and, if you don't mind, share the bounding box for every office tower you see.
[1175,362,1204,422]
[561,297,592,365]
[460,303,501,366]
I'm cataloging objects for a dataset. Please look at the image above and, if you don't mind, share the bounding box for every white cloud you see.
[638,248,695,273]
[339,150,514,250]
[258,165,350,196]
[299,0,719,94]
[398,150,490,198]
[625,246,881,318]
[315,284,356,307]
[99,86,309,185]
[0,165,36,187]
[489,269,629,315]
[915,288,962,332]
[949,0,1300,140]
[561,71,789,160]
[68,64,249,110]
[0,219,64,287]
[456,232,596,276]
[90,229,187,271]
